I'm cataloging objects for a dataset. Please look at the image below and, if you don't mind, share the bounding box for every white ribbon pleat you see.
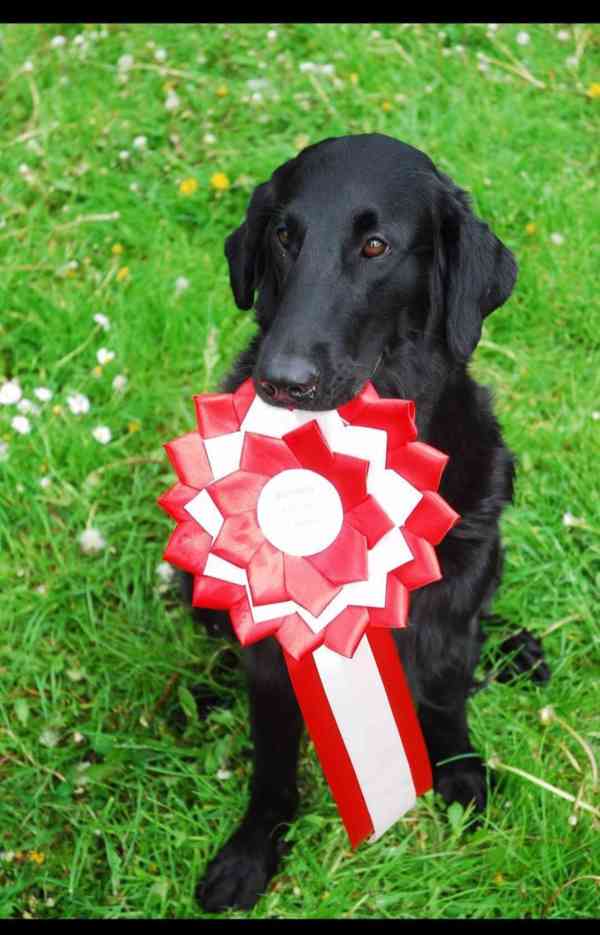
[313,635,417,841]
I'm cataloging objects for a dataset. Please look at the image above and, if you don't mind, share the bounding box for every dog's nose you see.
[258,357,319,405]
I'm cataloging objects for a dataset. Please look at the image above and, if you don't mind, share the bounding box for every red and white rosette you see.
[158,380,459,847]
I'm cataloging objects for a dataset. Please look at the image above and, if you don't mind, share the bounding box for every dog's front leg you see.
[197,637,303,912]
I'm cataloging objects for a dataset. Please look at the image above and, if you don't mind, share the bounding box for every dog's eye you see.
[276,226,290,248]
[362,237,388,258]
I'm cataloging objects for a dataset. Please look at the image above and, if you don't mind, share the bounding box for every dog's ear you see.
[434,172,517,362]
[224,180,274,310]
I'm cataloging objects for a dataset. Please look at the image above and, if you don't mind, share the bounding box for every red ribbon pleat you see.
[157,481,199,523]
[307,522,368,585]
[404,490,460,545]
[164,432,213,489]
[386,441,449,492]
[194,393,240,438]
[283,648,375,848]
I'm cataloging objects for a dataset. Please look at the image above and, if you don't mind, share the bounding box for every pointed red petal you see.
[394,528,442,591]
[284,554,342,617]
[345,495,395,548]
[229,594,283,646]
[340,397,417,449]
[387,441,449,492]
[193,393,240,438]
[327,453,369,512]
[192,575,246,611]
[323,607,370,658]
[282,421,333,474]
[308,522,368,585]
[337,381,377,422]
[163,519,211,575]
[208,470,269,516]
[368,576,410,628]
[240,432,301,475]
[404,490,460,545]
[164,432,213,489]
[275,613,325,661]
[157,482,199,523]
[247,540,287,605]
[232,378,256,424]
[211,512,264,566]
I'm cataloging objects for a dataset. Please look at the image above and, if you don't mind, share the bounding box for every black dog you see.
[180,134,549,911]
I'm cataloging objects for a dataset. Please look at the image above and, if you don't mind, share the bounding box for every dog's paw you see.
[434,755,488,814]
[497,629,550,685]
[196,836,279,912]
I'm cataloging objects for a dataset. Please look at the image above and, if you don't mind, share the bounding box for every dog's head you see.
[225,134,517,409]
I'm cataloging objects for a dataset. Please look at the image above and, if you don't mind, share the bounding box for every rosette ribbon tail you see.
[283,627,432,848]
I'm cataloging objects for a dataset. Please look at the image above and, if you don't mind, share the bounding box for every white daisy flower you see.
[267,29,278,41]
[175,275,190,296]
[203,132,216,145]
[516,31,530,46]
[299,62,316,73]
[156,561,175,583]
[154,48,167,62]
[132,135,147,150]
[119,150,130,162]
[78,527,106,554]
[562,511,583,527]
[556,29,570,41]
[96,348,115,365]
[11,415,31,435]
[118,53,134,71]
[92,425,112,444]
[93,313,110,331]
[67,392,91,415]
[39,728,60,748]
[17,398,40,415]
[22,60,34,73]
[40,476,52,489]
[0,380,22,405]
[112,374,128,393]
[129,181,141,193]
[165,91,181,112]
[50,35,66,48]
[216,768,232,781]
[550,232,564,245]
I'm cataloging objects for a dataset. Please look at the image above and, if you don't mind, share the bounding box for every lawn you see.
[0,22,598,919]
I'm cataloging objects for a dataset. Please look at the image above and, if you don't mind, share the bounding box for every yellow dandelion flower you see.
[494,872,505,885]
[52,404,63,416]
[381,100,392,112]
[92,366,103,378]
[525,222,537,236]
[216,84,228,97]
[128,419,141,434]
[179,177,199,196]
[349,73,359,85]
[294,134,310,151]
[210,172,230,192]
[586,82,600,99]
[112,243,124,256]
[116,266,129,282]
[29,851,45,865]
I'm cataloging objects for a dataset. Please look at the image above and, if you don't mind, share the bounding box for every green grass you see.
[0,22,599,919]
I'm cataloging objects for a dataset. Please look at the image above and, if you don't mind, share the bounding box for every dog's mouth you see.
[253,353,383,413]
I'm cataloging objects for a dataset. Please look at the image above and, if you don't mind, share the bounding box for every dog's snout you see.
[258,356,319,406]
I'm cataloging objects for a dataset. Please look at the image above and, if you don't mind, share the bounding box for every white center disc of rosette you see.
[256,468,344,557]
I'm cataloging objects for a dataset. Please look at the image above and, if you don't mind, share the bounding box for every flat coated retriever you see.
[178,134,549,911]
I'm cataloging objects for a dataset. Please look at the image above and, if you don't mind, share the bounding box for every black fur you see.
[183,135,548,912]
